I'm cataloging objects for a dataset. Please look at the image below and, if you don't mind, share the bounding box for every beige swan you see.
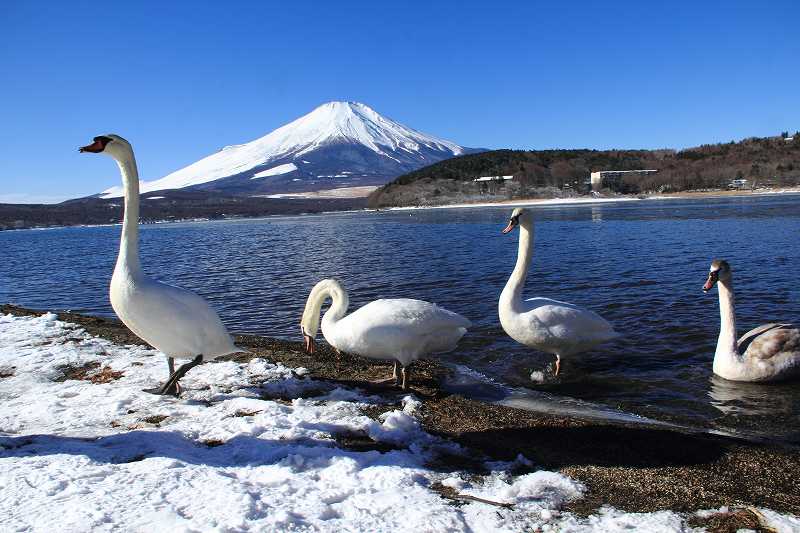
[703,259,800,381]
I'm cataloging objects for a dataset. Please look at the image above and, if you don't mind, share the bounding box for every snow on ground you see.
[1,313,796,532]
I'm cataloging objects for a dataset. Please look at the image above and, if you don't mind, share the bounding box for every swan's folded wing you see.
[121,279,238,357]
[524,297,617,339]
[742,324,800,360]
[737,323,787,353]
[524,297,614,330]
[357,299,471,332]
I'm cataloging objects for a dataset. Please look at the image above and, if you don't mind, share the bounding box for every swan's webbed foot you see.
[142,382,181,397]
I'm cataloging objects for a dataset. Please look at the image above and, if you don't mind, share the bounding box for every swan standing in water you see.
[499,208,618,376]
[300,279,471,390]
[80,135,244,396]
[703,259,800,381]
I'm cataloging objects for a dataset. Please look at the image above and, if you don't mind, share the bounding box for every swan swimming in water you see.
[79,134,244,395]
[498,208,618,376]
[703,259,800,382]
[300,278,471,390]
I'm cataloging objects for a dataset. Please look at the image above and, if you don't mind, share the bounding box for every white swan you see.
[499,208,618,376]
[80,135,244,395]
[703,259,800,381]
[300,279,471,389]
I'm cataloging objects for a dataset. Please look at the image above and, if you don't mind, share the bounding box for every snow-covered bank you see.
[1,313,797,532]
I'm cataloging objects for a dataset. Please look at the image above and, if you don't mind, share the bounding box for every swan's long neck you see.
[300,280,349,338]
[500,220,534,312]
[115,152,142,276]
[715,277,741,365]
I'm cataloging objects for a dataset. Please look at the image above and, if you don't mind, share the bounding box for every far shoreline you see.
[381,186,800,211]
[2,186,798,233]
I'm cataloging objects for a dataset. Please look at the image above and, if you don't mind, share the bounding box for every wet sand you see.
[3,304,798,525]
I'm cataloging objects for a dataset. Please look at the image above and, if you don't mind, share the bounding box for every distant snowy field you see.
[1,313,797,532]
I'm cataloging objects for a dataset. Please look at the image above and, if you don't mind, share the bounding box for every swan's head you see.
[502,207,528,234]
[703,259,731,292]
[79,134,133,160]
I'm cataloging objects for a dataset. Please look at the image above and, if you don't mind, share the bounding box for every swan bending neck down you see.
[703,259,800,382]
[499,208,618,377]
[300,279,471,390]
[80,135,243,396]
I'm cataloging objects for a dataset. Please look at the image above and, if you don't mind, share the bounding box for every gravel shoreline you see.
[3,303,798,526]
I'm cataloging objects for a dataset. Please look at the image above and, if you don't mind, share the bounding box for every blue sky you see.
[1,0,798,203]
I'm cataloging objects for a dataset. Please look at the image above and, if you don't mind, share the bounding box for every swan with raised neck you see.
[80,134,243,395]
[300,278,471,390]
[498,207,619,377]
[703,259,800,381]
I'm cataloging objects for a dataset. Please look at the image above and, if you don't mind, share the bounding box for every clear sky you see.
[1,0,798,203]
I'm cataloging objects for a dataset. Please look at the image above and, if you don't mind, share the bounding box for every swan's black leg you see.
[143,356,183,396]
[144,355,203,397]
[400,365,410,390]
[371,361,400,385]
[159,355,203,396]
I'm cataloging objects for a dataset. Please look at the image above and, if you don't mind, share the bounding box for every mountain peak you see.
[100,102,473,198]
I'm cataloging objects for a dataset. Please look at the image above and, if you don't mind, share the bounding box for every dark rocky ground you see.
[2,304,797,530]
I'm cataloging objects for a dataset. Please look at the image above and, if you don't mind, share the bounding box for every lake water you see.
[2,194,800,444]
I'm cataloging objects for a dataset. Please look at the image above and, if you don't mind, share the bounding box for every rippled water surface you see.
[2,195,800,443]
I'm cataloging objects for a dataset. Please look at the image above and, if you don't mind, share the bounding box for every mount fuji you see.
[100,102,481,199]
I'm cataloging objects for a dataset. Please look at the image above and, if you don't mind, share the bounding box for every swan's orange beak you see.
[502,218,518,234]
[79,136,111,153]
[703,271,718,292]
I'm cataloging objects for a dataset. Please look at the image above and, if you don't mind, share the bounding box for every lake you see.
[2,194,799,444]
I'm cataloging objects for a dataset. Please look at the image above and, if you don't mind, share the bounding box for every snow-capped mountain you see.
[100,102,479,198]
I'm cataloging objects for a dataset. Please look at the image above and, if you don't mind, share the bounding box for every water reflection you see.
[708,375,792,417]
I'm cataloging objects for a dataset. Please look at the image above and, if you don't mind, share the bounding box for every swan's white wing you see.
[518,297,618,354]
[112,278,239,359]
[327,299,470,364]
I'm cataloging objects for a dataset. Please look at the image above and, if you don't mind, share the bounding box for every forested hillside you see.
[368,134,800,207]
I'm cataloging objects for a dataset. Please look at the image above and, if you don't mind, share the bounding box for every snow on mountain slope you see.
[251,163,298,179]
[100,102,472,198]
